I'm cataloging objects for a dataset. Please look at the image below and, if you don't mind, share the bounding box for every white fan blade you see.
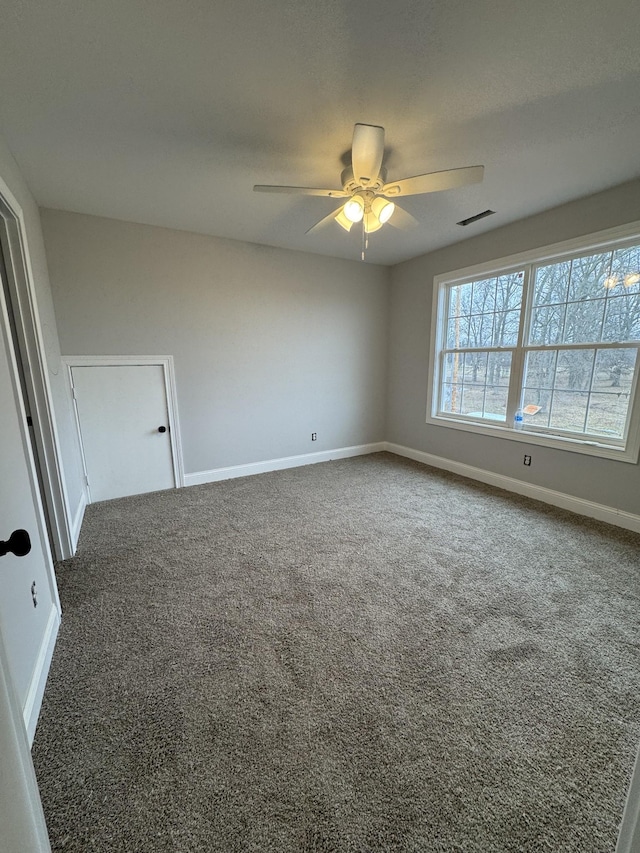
[305,205,349,234]
[382,165,484,197]
[387,203,419,230]
[351,124,385,187]
[254,185,348,198]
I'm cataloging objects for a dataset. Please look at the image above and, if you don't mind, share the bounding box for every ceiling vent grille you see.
[457,209,495,227]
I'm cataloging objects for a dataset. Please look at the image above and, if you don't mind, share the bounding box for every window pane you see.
[521,347,635,439]
[524,350,557,390]
[483,313,496,346]
[441,383,462,414]
[487,352,511,386]
[442,352,457,384]
[448,274,524,351]
[493,309,520,346]
[587,349,637,438]
[522,351,556,429]
[529,303,565,345]
[463,352,487,384]
[439,351,511,422]
[521,392,551,428]
[461,384,485,415]
[568,252,611,301]
[593,348,637,394]
[483,383,508,421]
[563,297,606,344]
[549,391,589,432]
[533,261,571,306]
[586,393,630,438]
[471,278,496,313]
[446,315,470,348]
[531,247,640,347]
[448,283,472,318]
[611,245,640,294]
[460,351,511,422]
[468,313,493,347]
[495,272,524,312]
[603,293,640,343]
[554,350,595,392]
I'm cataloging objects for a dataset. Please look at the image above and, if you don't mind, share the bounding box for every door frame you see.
[0,176,74,560]
[63,355,185,502]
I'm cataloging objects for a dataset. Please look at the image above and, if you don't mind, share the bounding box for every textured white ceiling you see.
[0,0,639,265]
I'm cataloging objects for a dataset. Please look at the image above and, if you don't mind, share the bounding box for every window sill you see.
[426,413,639,463]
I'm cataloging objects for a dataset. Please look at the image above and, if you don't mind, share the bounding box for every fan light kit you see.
[254,123,484,259]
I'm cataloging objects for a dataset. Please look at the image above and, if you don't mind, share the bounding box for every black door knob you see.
[0,529,31,558]
[158,426,167,433]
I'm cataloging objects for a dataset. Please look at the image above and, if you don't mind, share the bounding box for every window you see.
[428,224,640,461]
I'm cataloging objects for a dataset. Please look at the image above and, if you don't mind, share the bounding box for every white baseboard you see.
[23,605,60,745]
[69,489,88,554]
[385,442,640,535]
[184,442,386,487]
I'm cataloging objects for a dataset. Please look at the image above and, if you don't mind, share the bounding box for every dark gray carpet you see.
[32,453,640,852]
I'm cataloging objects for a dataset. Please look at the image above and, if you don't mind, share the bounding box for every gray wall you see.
[0,135,85,523]
[387,179,640,515]
[42,210,390,476]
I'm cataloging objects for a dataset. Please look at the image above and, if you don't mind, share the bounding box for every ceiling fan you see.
[254,123,484,243]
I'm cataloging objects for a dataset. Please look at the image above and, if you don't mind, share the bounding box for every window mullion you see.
[441,345,518,355]
[523,341,639,353]
[506,264,532,425]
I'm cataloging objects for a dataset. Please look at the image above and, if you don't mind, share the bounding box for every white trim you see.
[426,219,640,465]
[616,744,640,853]
[23,604,60,745]
[385,442,640,534]
[63,355,185,498]
[184,442,386,487]
[70,489,88,552]
[424,413,639,462]
[0,629,51,852]
[0,176,75,560]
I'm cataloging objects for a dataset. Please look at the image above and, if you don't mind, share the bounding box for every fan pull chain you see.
[361,220,368,261]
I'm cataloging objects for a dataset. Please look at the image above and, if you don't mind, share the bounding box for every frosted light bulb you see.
[344,197,364,223]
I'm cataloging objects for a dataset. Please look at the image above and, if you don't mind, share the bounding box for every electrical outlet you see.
[311,432,317,441]
[523,454,531,466]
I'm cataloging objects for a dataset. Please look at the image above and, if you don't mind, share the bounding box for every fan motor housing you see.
[341,166,387,196]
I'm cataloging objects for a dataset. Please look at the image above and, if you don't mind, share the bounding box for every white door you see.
[70,364,176,502]
[0,631,51,852]
[0,285,60,736]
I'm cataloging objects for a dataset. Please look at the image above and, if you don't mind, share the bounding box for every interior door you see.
[0,278,60,731]
[0,631,51,852]
[70,364,176,502]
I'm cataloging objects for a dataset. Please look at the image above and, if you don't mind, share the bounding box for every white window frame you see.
[426,221,640,463]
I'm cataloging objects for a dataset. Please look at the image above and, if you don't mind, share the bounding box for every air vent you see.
[457,209,495,227]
